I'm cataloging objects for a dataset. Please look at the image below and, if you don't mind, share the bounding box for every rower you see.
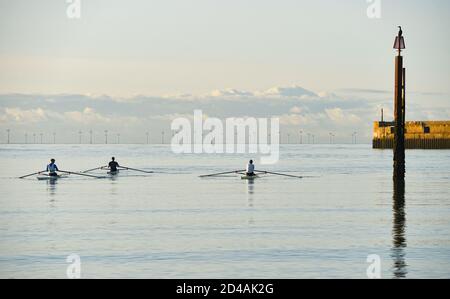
[47,159,59,177]
[108,157,120,172]
[246,160,256,177]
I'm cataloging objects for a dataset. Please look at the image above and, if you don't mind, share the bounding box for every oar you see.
[19,170,46,179]
[59,170,105,179]
[200,170,246,178]
[83,166,107,173]
[118,166,154,174]
[255,170,303,179]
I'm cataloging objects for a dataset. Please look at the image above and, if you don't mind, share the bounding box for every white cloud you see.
[209,89,253,97]
[64,107,144,129]
[289,106,302,114]
[317,91,339,98]
[158,85,319,102]
[259,85,317,98]
[149,113,202,122]
[325,108,361,124]
[64,107,111,124]
[1,107,49,123]
[188,85,320,100]
[162,93,194,100]
[1,84,446,143]
[278,113,324,126]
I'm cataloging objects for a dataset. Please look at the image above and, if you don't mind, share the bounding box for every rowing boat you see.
[201,169,304,179]
[20,169,106,180]
[241,175,260,180]
[36,174,69,181]
[83,165,153,175]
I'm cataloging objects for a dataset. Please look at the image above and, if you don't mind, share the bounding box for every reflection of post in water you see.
[392,176,407,278]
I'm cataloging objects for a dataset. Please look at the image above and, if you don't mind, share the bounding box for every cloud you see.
[149,113,200,122]
[325,108,361,124]
[209,89,254,97]
[338,88,391,95]
[0,84,447,143]
[279,113,325,126]
[289,106,302,114]
[162,93,195,100]
[64,107,111,124]
[172,85,318,100]
[317,91,339,98]
[259,85,317,98]
[1,107,49,123]
[338,88,448,97]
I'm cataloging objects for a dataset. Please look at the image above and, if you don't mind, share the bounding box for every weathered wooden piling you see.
[393,27,406,179]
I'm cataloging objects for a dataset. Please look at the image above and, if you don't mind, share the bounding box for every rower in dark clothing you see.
[108,157,120,173]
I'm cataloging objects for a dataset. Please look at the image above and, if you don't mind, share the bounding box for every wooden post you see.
[393,54,405,178]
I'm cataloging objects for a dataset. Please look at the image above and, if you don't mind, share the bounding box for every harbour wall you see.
[373,121,450,149]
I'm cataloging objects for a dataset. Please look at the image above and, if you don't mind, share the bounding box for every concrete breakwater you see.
[373,121,450,149]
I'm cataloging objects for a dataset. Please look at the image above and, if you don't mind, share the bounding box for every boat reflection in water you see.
[46,178,58,196]
[46,179,58,208]
[246,179,256,225]
[246,179,255,208]
[391,175,408,278]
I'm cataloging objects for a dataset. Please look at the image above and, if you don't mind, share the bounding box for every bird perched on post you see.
[394,26,405,52]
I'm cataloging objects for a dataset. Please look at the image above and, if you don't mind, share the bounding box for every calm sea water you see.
[0,144,449,279]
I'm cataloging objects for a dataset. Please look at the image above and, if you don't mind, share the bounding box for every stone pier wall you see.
[373,121,450,149]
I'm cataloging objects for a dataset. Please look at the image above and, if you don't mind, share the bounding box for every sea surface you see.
[0,144,449,279]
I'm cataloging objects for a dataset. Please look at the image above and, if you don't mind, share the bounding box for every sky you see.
[0,0,449,143]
